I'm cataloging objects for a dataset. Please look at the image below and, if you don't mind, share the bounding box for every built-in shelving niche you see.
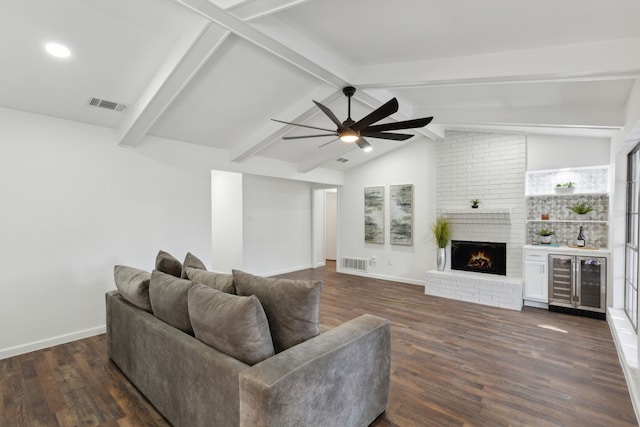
[525,166,609,248]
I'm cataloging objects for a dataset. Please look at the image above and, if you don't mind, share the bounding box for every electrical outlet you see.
[388,259,392,265]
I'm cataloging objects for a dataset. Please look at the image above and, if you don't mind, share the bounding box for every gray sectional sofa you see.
[106,251,391,427]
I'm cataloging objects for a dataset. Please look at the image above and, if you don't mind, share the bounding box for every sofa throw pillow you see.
[188,283,274,365]
[185,267,235,294]
[181,252,207,279]
[155,250,182,278]
[232,270,322,353]
[113,265,152,312]
[149,270,194,333]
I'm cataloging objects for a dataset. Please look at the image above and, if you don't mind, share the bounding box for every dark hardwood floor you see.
[1,261,637,426]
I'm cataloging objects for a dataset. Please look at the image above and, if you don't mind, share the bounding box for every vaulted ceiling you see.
[3,0,640,173]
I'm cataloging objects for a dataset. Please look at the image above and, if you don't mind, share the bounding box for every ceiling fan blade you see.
[313,101,344,129]
[318,138,339,148]
[351,98,399,131]
[283,133,337,140]
[360,131,414,141]
[364,117,433,132]
[271,118,335,133]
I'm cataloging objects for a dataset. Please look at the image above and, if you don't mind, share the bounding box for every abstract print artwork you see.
[364,186,384,244]
[390,184,413,245]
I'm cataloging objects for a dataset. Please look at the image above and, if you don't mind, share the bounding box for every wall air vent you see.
[340,257,368,272]
[89,97,127,112]
[336,158,349,163]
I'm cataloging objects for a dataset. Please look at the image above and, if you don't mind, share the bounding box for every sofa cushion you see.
[185,267,236,294]
[181,252,207,279]
[188,283,274,365]
[232,270,322,352]
[155,250,182,278]
[113,265,152,312]
[149,270,193,333]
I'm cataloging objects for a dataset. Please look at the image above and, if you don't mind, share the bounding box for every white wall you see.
[325,190,337,260]
[211,171,243,272]
[242,175,313,275]
[311,188,325,268]
[0,108,213,359]
[527,134,610,171]
[339,138,437,285]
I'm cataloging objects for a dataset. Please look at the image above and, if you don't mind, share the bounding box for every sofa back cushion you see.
[155,250,182,278]
[149,270,194,333]
[185,267,235,294]
[181,252,207,279]
[232,270,322,353]
[113,265,152,312]
[188,283,274,365]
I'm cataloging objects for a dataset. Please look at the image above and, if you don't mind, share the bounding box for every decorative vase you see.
[437,248,446,271]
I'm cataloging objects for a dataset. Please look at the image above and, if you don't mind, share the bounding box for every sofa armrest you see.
[239,314,390,427]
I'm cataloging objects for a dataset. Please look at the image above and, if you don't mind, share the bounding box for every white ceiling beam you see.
[227,0,310,21]
[175,0,349,88]
[117,22,229,147]
[229,86,341,162]
[356,38,640,90]
[418,105,625,130]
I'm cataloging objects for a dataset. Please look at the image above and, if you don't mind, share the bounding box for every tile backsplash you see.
[526,193,608,248]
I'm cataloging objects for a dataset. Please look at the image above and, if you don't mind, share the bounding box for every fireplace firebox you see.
[451,240,507,276]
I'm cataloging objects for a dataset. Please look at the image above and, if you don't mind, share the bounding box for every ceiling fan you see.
[272,86,433,151]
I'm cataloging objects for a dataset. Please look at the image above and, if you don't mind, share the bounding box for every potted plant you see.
[568,200,595,215]
[431,216,452,271]
[554,182,575,194]
[535,227,555,244]
[471,199,480,208]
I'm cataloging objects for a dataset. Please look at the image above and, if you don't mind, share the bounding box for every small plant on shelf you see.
[535,228,555,237]
[568,200,595,215]
[556,182,575,188]
[535,227,555,244]
[471,199,480,208]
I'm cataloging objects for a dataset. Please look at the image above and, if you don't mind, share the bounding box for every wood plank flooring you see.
[0,261,637,426]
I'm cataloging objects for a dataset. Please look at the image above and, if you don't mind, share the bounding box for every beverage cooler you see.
[548,255,606,317]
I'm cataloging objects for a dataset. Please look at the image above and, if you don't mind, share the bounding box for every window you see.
[625,147,640,330]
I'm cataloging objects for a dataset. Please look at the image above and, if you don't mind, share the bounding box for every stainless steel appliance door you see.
[548,255,574,308]
[576,256,606,313]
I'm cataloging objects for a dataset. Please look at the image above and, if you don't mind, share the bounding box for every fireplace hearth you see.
[451,240,507,276]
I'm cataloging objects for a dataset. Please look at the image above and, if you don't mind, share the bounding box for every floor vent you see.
[340,257,368,272]
[89,97,127,112]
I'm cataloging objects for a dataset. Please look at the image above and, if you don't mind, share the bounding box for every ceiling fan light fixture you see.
[356,138,372,152]
[339,129,359,143]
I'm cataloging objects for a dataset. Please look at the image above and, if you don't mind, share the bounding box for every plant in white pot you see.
[535,227,555,244]
[431,215,452,271]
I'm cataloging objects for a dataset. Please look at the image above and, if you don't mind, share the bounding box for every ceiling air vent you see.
[336,158,349,163]
[89,97,127,112]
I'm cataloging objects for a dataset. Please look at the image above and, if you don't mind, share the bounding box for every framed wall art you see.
[390,184,413,246]
[364,186,384,244]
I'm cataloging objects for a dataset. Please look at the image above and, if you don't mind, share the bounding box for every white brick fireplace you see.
[425,131,526,310]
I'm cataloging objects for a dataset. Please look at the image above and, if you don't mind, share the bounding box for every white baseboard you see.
[262,264,313,277]
[0,325,106,360]
[336,268,425,287]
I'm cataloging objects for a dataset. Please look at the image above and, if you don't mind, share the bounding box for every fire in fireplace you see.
[451,240,507,276]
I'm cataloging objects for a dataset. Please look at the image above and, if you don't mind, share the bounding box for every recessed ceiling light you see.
[45,42,71,58]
